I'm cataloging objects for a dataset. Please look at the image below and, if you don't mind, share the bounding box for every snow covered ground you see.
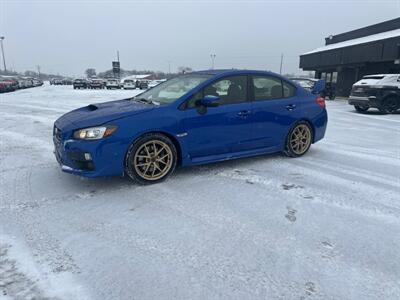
[0,84,399,300]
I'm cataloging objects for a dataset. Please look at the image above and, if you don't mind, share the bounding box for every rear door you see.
[250,75,301,149]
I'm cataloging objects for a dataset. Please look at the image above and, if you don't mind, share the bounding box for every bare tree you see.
[85,68,96,78]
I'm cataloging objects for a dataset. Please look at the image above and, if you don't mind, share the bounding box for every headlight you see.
[73,126,117,140]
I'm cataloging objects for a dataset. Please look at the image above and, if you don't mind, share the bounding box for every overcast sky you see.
[1,0,399,76]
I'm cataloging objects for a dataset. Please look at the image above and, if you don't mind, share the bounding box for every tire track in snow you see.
[215,167,400,223]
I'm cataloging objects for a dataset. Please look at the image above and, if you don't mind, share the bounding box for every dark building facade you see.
[300,18,400,97]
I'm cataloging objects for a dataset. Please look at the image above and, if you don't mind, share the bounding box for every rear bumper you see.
[348,96,380,108]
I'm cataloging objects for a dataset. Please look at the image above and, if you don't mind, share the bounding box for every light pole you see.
[0,36,6,72]
[210,54,216,69]
[168,60,171,74]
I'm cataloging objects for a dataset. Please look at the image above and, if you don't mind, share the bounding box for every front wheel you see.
[125,134,177,184]
[284,122,313,158]
[354,105,369,113]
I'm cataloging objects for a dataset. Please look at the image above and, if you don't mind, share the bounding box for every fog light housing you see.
[84,153,92,160]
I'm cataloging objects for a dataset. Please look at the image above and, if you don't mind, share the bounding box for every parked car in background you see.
[32,78,43,87]
[62,78,73,85]
[89,79,104,89]
[122,79,136,89]
[53,69,327,184]
[54,78,64,85]
[0,77,19,91]
[23,77,34,88]
[106,78,120,89]
[73,79,88,89]
[290,77,335,100]
[139,80,149,90]
[348,74,400,114]
[0,78,17,93]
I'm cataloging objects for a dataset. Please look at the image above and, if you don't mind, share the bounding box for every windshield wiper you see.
[133,97,160,106]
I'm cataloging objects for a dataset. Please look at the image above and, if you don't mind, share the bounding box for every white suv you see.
[123,79,136,89]
[106,79,120,89]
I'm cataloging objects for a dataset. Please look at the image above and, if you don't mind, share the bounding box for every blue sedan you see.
[54,70,327,184]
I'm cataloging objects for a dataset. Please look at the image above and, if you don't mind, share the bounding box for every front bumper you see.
[53,134,126,177]
[348,96,380,108]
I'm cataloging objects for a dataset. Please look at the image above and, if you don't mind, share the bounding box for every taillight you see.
[316,96,325,108]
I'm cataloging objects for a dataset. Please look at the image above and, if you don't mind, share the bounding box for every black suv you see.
[349,74,400,114]
[73,79,88,89]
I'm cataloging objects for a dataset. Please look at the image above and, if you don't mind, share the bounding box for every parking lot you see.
[0,84,399,299]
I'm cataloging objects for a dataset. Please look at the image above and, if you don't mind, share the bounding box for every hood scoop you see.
[87,104,98,111]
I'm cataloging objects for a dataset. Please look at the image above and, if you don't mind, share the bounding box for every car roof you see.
[191,69,285,78]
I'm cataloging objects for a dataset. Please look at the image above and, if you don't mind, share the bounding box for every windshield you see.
[133,74,212,104]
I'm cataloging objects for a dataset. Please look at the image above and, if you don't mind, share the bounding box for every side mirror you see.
[199,95,220,107]
[312,79,326,94]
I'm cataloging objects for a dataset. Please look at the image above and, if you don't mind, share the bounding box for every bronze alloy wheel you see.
[133,140,173,181]
[288,124,312,156]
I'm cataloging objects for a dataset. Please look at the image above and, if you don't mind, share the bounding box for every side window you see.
[253,76,283,100]
[186,91,203,109]
[205,76,248,105]
[185,76,248,108]
[283,81,296,98]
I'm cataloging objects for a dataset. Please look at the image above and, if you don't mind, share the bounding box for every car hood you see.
[55,98,153,131]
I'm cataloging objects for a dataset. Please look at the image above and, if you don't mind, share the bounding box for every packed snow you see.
[0,84,399,300]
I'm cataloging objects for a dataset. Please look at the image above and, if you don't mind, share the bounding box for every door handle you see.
[237,110,251,117]
[286,104,296,111]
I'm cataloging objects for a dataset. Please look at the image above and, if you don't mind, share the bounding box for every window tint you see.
[253,76,283,100]
[186,91,203,108]
[186,76,248,108]
[283,81,296,97]
[203,76,248,105]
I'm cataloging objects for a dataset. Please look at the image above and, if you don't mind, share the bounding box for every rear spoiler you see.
[312,79,325,94]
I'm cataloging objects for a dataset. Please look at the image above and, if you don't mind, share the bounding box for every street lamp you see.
[210,54,216,70]
[0,36,6,72]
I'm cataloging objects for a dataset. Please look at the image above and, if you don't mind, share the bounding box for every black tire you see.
[125,133,177,185]
[354,105,369,113]
[379,96,399,114]
[284,121,313,158]
[329,93,336,100]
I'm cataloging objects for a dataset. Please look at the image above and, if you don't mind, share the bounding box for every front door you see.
[181,75,254,161]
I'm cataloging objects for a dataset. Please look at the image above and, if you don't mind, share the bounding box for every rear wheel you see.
[354,105,369,113]
[284,122,313,158]
[379,96,399,114]
[125,134,177,184]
